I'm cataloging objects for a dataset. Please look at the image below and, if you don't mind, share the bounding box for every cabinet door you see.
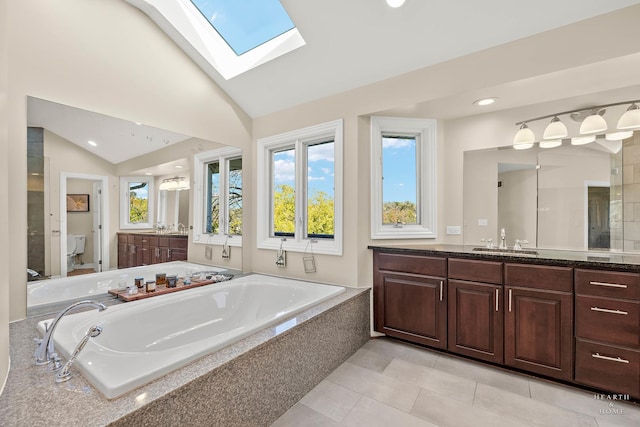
[378,273,447,349]
[169,248,188,261]
[117,242,128,268]
[448,280,503,363]
[504,286,573,381]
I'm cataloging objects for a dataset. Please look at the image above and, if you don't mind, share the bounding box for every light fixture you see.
[571,135,595,146]
[144,172,153,176]
[539,139,562,149]
[513,99,639,149]
[159,176,190,191]
[513,123,535,149]
[605,131,633,141]
[87,140,97,147]
[473,97,497,106]
[579,110,608,135]
[617,103,640,130]
[542,116,567,140]
[386,0,406,8]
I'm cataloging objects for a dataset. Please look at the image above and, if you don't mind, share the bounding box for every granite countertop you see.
[0,283,368,426]
[368,243,640,271]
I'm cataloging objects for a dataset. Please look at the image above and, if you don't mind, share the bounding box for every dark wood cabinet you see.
[373,252,447,349]
[117,233,188,268]
[574,268,640,398]
[448,258,504,363]
[504,263,573,381]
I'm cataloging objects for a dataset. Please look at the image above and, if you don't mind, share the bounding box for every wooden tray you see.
[108,275,233,302]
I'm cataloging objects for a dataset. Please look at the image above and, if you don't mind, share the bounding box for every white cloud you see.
[308,176,325,181]
[308,143,334,162]
[321,168,331,174]
[274,159,295,182]
[382,137,414,149]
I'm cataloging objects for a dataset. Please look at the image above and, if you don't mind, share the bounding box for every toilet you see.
[67,234,86,272]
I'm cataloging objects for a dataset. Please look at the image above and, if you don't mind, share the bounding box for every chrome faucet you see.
[499,228,507,249]
[56,325,102,383]
[35,300,107,367]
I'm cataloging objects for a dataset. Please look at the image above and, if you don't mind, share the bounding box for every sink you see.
[472,247,539,256]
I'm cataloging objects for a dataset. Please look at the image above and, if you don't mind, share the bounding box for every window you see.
[125,0,305,79]
[258,120,343,255]
[120,176,155,229]
[371,117,437,239]
[193,147,242,246]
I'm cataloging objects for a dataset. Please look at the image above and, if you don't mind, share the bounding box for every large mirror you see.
[26,96,241,289]
[464,133,634,252]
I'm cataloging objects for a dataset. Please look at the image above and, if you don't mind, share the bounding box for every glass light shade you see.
[579,112,607,134]
[542,117,568,139]
[159,177,189,191]
[539,139,562,148]
[386,0,406,7]
[513,142,534,150]
[617,104,640,130]
[571,135,595,145]
[605,131,633,141]
[513,124,535,146]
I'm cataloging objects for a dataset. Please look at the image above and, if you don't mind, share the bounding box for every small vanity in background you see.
[370,244,640,399]
[117,232,188,268]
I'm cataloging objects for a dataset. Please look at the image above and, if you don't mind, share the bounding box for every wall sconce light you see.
[158,176,190,191]
[513,99,639,150]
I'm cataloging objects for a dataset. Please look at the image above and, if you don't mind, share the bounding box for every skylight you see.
[189,0,295,55]
[126,0,305,80]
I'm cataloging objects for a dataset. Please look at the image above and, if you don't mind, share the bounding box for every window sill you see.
[193,234,243,247]
[257,238,342,256]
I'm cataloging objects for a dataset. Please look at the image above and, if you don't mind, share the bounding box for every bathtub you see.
[38,274,345,399]
[27,261,227,308]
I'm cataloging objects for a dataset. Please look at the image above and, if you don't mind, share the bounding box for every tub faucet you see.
[499,228,507,249]
[35,300,107,367]
[55,325,102,383]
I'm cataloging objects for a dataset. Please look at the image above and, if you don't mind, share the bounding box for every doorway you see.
[60,173,110,277]
[587,185,611,250]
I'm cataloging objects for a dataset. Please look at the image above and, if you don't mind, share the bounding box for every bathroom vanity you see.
[370,245,640,399]
[117,232,188,268]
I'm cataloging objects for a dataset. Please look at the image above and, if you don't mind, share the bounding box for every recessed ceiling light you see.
[473,97,497,106]
[87,140,97,147]
[134,121,142,125]
[144,172,153,176]
[386,0,406,8]
[31,172,40,176]
[175,165,183,169]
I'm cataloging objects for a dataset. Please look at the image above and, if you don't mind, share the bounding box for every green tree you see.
[383,201,417,225]
[273,184,295,233]
[129,191,148,223]
[307,191,334,235]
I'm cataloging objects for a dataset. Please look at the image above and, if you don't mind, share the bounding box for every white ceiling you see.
[27,97,191,166]
[205,0,640,118]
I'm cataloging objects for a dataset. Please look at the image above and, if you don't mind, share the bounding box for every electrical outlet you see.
[478,218,488,226]
[446,225,461,235]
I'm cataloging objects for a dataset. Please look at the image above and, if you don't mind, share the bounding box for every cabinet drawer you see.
[575,269,640,300]
[375,253,446,277]
[575,338,640,398]
[147,236,158,246]
[505,263,573,292]
[117,233,128,244]
[448,258,502,284]
[575,295,640,348]
[158,237,171,247]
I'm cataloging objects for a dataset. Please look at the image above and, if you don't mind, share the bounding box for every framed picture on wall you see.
[67,194,90,212]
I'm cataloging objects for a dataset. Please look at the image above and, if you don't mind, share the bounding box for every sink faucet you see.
[35,300,107,367]
[499,228,507,249]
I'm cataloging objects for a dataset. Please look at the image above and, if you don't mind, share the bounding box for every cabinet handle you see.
[439,281,443,302]
[168,248,171,258]
[592,353,630,364]
[590,306,628,315]
[589,281,627,289]
[508,289,512,312]
[495,289,499,312]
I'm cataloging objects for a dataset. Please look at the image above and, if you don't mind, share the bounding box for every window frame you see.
[193,147,243,247]
[257,119,343,256]
[119,176,155,230]
[370,116,437,239]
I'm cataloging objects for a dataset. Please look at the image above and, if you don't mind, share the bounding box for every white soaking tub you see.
[27,261,227,308]
[38,274,345,399]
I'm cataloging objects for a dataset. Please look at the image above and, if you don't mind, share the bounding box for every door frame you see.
[59,172,110,277]
[583,180,610,250]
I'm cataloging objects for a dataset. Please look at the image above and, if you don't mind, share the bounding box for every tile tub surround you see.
[0,287,370,426]
[273,338,640,427]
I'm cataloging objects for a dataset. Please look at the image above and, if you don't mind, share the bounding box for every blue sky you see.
[273,143,335,199]
[382,137,417,204]
[191,0,295,55]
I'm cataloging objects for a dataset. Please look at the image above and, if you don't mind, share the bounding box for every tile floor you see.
[271,338,640,427]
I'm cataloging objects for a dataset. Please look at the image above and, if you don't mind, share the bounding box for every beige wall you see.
[8,0,251,321]
[0,0,9,394]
